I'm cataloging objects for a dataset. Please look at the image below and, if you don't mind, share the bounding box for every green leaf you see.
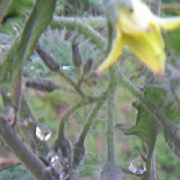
[0,164,36,180]
[124,102,158,147]
[0,0,13,24]
[163,120,180,157]
[2,0,57,80]
[144,85,180,157]
[116,84,180,157]
[117,85,167,147]
[1,0,57,118]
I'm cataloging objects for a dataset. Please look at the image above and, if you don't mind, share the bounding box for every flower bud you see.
[72,43,82,68]
[83,58,93,74]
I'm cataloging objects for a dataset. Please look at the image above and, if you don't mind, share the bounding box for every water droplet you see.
[128,155,146,174]
[36,125,52,141]
[30,66,35,70]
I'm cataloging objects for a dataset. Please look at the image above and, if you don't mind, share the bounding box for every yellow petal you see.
[97,30,123,74]
[117,0,154,34]
[152,16,180,30]
[123,24,165,74]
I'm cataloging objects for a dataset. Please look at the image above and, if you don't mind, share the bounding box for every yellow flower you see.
[97,0,180,75]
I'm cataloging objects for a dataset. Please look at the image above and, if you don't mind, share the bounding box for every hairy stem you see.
[54,99,93,152]
[106,70,117,180]
[73,100,104,168]
[53,16,107,28]
[105,21,117,180]
[143,139,157,180]
[77,101,104,144]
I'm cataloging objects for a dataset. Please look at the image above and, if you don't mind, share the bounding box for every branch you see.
[73,100,104,168]
[0,116,49,180]
[53,99,95,178]
[56,99,93,145]
[36,44,107,101]
[104,21,117,180]
[52,16,107,29]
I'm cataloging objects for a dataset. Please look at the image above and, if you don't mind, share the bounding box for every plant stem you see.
[54,99,93,152]
[77,101,104,144]
[36,44,107,101]
[73,100,104,168]
[106,21,117,180]
[58,99,92,139]
[53,16,107,29]
[143,139,157,180]
[106,70,117,180]
[0,116,48,180]
[142,1,161,177]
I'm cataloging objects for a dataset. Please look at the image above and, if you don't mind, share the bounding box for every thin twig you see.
[36,44,107,101]
[73,100,104,168]
[57,99,93,143]
[53,99,95,160]
[76,100,104,145]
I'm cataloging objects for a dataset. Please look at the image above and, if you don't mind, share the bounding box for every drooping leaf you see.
[116,84,180,157]
[116,85,167,147]
[146,86,180,157]
[118,103,158,147]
